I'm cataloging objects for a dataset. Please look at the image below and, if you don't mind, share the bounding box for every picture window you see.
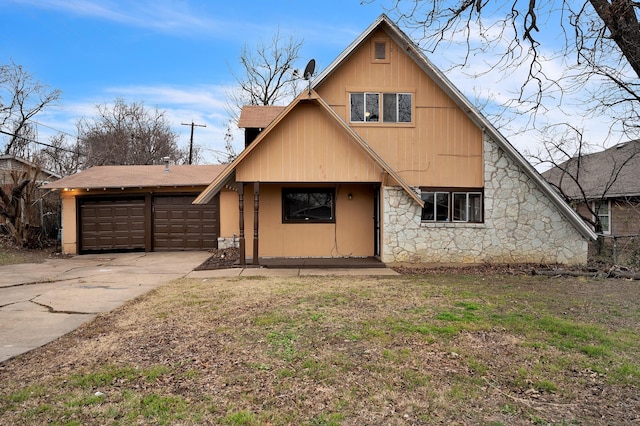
[283,188,335,223]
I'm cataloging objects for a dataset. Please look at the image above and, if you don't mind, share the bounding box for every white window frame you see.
[350,92,412,124]
[592,200,611,235]
[350,92,379,123]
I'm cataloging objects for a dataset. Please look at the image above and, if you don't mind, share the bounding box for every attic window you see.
[371,38,390,63]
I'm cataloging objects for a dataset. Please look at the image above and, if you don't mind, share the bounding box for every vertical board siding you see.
[316,28,483,188]
[236,102,384,183]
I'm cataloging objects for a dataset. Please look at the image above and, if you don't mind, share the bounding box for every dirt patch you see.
[0,273,638,424]
[194,247,240,270]
[0,235,64,265]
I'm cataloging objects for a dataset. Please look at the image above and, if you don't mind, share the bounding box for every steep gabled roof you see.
[312,14,595,241]
[237,105,286,128]
[42,164,226,190]
[542,140,640,200]
[194,90,424,207]
[197,14,595,241]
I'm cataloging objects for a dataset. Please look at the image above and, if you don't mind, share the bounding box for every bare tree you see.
[78,98,188,168]
[372,1,640,134]
[33,134,82,177]
[222,31,304,160]
[0,61,61,156]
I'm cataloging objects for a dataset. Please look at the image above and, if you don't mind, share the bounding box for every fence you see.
[589,234,640,268]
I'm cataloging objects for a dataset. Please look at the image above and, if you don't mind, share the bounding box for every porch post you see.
[238,182,246,266]
[253,182,259,265]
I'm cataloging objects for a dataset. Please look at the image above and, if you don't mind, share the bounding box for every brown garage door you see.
[153,195,219,251]
[79,198,146,252]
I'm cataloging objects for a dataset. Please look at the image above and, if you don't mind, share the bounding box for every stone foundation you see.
[217,236,239,250]
[382,135,588,265]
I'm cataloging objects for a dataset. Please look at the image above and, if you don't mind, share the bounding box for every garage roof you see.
[42,164,226,190]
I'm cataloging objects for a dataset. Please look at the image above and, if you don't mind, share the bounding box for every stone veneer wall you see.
[382,135,588,265]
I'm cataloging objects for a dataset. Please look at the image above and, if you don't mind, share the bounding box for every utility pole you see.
[181,121,206,164]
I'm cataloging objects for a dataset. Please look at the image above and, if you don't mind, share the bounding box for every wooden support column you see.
[253,182,259,265]
[238,182,246,266]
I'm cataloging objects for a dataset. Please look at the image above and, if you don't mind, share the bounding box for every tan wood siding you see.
[241,183,374,258]
[316,28,483,188]
[236,102,384,183]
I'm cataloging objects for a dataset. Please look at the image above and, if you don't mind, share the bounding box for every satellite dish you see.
[303,59,316,80]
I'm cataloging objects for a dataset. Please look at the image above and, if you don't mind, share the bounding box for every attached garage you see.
[44,164,226,255]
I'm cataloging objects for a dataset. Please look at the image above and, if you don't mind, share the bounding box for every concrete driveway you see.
[0,251,211,363]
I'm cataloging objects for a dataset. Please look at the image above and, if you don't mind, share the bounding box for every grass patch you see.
[1,274,639,424]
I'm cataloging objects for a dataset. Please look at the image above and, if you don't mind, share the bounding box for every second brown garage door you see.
[153,195,219,251]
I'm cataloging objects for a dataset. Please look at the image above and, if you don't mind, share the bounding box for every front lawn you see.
[1,272,638,425]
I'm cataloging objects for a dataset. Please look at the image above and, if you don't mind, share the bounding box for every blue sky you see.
[0,0,626,164]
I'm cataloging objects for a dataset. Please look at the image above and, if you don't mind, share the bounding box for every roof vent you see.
[163,157,170,173]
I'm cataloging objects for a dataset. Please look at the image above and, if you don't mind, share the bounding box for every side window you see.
[422,190,483,223]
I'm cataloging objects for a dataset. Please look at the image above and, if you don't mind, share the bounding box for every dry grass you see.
[1,273,639,425]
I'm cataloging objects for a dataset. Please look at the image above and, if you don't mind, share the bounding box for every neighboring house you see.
[43,163,225,253]
[0,155,60,191]
[542,139,640,236]
[193,14,596,265]
[1,155,61,236]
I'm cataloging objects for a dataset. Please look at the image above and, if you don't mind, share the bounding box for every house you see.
[193,14,596,266]
[42,163,225,253]
[0,155,60,191]
[542,139,640,237]
[1,155,61,237]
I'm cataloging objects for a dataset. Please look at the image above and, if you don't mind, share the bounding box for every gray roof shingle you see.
[542,140,640,199]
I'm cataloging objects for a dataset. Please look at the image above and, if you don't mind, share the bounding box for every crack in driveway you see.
[29,298,97,315]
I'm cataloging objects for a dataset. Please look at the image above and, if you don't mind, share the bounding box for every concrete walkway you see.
[0,252,398,363]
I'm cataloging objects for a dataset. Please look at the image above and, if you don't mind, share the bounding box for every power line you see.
[0,129,80,154]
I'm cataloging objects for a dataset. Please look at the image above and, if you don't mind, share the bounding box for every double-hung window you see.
[421,190,483,223]
[593,201,610,234]
[350,92,412,123]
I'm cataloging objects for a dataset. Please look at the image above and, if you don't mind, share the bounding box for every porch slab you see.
[253,257,386,269]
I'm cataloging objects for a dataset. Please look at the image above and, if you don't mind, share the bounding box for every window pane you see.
[468,193,482,222]
[365,93,379,122]
[595,201,609,233]
[383,93,397,122]
[283,189,334,222]
[398,94,412,122]
[453,193,467,221]
[421,192,435,220]
[436,192,450,221]
[350,93,364,122]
